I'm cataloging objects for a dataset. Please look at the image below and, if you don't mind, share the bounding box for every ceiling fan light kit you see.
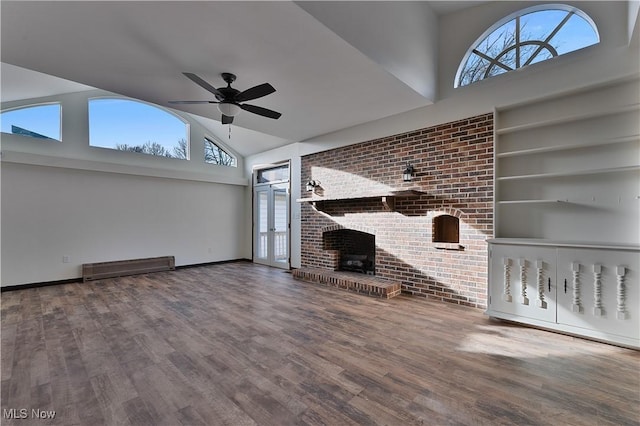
[169,72,281,125]
[218,102,241,117]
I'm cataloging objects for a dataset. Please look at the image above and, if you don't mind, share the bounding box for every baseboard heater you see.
[82,256,175,282]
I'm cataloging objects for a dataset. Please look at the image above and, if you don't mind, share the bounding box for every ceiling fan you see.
[169,72,281,125]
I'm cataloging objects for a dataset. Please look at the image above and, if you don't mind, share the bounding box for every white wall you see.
[1,162,247,286]
[1,90,249,286]
[296,1,438,100]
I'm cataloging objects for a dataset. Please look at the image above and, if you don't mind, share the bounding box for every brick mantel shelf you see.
[296,189,426,212]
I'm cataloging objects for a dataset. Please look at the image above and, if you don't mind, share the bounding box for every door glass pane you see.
[273,190,288,262]
[257,191,268,259]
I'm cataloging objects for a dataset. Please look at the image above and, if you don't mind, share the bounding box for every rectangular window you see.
[256,164,289,184]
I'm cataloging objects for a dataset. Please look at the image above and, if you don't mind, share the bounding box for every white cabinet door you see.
[557,248,640,342]
[488,244,557,323]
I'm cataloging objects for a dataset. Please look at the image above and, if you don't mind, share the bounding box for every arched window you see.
[89,98,189,159]
[1,103,61,141]
[455,5,599,88]
[204,136,236,167]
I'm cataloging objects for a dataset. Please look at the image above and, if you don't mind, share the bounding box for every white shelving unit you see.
[494,78,640,243]
[488,78,640,348]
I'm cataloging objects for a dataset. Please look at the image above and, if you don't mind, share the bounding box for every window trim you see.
[253,162,290,186]
[454,4,600,88]
[88,96,190,159]
[0,102,62,141]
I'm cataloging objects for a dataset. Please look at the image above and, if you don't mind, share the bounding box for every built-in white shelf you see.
[496,103,640,135]
[498,165,640,181]
[498,199,566,205]
[488,238,640,251]
[497,134,640,158]
[493,78,640,245]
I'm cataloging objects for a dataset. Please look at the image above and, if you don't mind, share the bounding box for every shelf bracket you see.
[381,196,395,212]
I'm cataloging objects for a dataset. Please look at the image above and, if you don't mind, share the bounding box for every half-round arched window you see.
[455,5,599,88]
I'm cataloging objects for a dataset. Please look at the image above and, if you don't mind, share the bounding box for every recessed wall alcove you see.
[431,212,464,250]
[433,215,459,243]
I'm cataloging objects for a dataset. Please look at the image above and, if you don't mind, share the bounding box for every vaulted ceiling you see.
[1,1,485,155]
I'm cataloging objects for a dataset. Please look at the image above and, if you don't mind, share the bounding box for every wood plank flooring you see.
[1,261,639,425]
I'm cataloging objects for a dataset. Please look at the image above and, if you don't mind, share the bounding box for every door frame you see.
[252,162,291,269]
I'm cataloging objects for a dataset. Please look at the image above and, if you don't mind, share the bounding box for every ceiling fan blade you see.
[236,83,276,102]
[168,100,217,104]
[221,115,234,125]
[240,103,282,119]
[183,72,223,98]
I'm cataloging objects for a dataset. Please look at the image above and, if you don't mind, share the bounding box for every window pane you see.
[528,48,554,65]
[520,10,568,43]
[89,98,188,159]
[257,165,289,183]
[459,54,490,86]
[550,14,599,54]
[1,104,61,141]
[204,137,237,167]
[477,19,516,57]
[257,191,268,259]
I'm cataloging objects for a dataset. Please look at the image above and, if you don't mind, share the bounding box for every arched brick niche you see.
[433,215,460,244]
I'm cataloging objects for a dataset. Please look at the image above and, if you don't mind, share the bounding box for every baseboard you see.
[0,277,82,292]
[1,258,253,292]
[175,258,252,270]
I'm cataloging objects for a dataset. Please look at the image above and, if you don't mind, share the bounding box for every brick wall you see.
[300,113,493,308]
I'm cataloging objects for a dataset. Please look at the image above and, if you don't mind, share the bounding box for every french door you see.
[254,182,289,269]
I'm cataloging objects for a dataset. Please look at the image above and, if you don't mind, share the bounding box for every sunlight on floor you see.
[456,324,625,358]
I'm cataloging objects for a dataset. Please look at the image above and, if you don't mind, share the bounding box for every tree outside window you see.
[204,137,236,167]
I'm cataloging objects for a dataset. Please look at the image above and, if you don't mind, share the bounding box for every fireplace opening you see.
[323,229,375,274]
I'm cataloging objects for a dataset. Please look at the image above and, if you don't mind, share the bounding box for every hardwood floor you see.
[2,262,639,425]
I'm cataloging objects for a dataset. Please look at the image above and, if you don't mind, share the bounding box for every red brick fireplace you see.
[299,113,493,308]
